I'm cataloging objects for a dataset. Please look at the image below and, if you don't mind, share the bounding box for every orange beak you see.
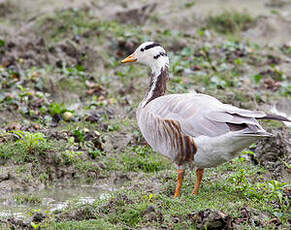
[121,54,137,63]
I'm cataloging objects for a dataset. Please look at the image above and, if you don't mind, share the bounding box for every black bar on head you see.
[154,52,167,59]
[144,43,161,50]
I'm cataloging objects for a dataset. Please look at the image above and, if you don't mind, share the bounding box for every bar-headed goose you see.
[121,41,290,198]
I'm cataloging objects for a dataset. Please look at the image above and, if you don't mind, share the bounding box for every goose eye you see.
[141,48,144,52]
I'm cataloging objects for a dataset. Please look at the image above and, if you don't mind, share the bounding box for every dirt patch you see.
[0,217,32,230]
[0,35,100,71]
[0,0,15,18]
[0,165,45,196]
[243,15,291,46]
[55,204,97,222]
[0,34,105,124]
[115,3,157,25]
[189,209,232,229]
[255,128,291,180]
[1,212,47,229]
[188,208,279,229]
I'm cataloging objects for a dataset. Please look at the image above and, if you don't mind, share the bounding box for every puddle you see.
[0,184,114,220]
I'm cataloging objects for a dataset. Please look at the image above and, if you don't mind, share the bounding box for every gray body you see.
[137,93,271,169]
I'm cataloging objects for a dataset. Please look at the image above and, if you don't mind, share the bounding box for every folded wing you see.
[144,93,269,138]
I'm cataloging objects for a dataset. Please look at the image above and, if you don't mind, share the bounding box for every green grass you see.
[30,155,289,229]
[207,10,255,34]
[0,131,50,162]
[1,4,290,230]
[0,130,103,183]
[14,193,41,205]
[36,8,95,42]
[105,145,172,173]
[36,8,146,44]
[47,220,120,230]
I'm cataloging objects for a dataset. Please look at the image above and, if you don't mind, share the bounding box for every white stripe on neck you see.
[140,74,159,108]
[140,56,169,108]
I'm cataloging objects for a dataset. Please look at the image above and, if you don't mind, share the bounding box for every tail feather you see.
[233,126,273,138]
[234,130,273,138]
[257,113,291,122]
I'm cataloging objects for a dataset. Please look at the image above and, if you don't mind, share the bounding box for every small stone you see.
[30,71,39,80]
[9,122,21,130]
[108,98,116,104]
[192,65,201,71]
[63,112,73,121]
[83,128,90,133]
[33,124,40,129]
[94,130,101,136]
[98,95,105,101]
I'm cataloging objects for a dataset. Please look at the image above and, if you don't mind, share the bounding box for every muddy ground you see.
[0,0,290,229]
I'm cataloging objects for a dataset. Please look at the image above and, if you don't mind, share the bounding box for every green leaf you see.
[31,221,40,229]
[0,38,5,48]
[76,64,85,71]
[234,59,242,65]
[252,74,262,84]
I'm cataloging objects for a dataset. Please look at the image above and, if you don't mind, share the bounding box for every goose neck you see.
[140,66,169,108]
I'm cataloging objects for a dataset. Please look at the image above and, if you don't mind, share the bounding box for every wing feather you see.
[143,93,266,138]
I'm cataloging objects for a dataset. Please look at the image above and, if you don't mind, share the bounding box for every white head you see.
[121,41,169,75]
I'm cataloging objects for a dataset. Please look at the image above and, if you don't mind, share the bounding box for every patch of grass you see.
[0,37,5,47]
[10,130,46,155]
[0,133,103,182]
[47,102,68,116]
[36,8,146,44]
[0,1,14,18]
[277,81,291,97]
[55,78,87,96]
[61,150,84,165]
[207,10,255,34]
[110,146,172,173]
[261,119,285,129]
[73,129,86,143]
[0,142,15,161]
[281,45,291,56]
[0,132,64,163]
[184,1,196,8]
[89,149,103,159]
[28,150,289,229]
[75,158,101,175]
[226,167,288,202]
[47,220,120,230]
[0,141,32,161]
[14,193,41,205]
[106,201,148,227]
[36,8,95,42]
[0,131,48,162]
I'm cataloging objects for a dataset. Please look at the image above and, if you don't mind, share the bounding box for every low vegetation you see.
[207,10,255,34]
[0,2,290,230]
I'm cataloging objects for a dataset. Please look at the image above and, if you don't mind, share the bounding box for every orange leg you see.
[193,168,204,195]
[174,169,185,198]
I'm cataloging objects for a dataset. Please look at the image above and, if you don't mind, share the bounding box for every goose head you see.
[121,41,169,75]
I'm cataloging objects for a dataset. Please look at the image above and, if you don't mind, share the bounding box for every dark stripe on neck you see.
[144,43,160,50]
[143,66,169,107]
[154,52,167,59]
